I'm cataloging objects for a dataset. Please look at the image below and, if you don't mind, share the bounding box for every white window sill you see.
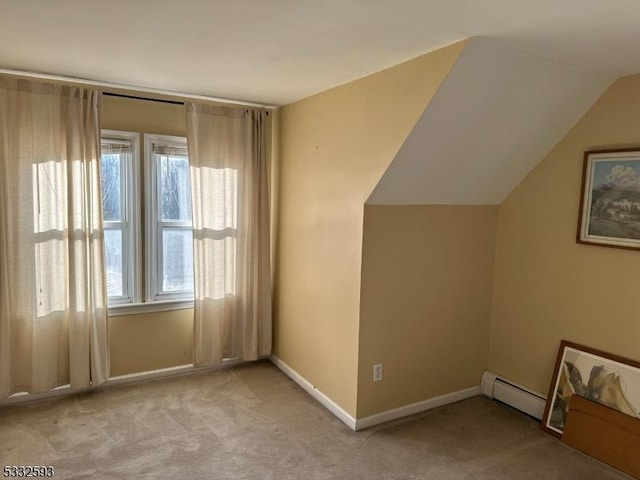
[108,299,194,317]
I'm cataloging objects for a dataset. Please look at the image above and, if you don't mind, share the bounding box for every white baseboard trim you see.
[107,357,246,387]
[0,357,248,408]
[481,370,546,419]
[269,355,357,430]
[354,385,482,431]
[269,355,483,432]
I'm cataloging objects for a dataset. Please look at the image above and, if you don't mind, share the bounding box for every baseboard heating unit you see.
[481,371,546,420]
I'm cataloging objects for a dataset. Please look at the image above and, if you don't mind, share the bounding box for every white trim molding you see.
[0,358,245,408]
[0,68,276,109]
[269,355,483,432]
[481,370,546,419]
[269,355,357,430]
[355,386,481,431]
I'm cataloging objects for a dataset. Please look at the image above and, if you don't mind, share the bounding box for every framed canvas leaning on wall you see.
[542,340,640,438]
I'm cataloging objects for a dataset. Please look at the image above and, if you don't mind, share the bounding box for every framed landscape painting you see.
[578,149,640,250]
[541,340,640,437]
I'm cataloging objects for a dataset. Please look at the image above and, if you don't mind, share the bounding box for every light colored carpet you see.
[0,361,631,479]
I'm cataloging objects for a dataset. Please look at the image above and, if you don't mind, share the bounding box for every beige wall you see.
[102,94,187,136]
[109,310,193,376]
[358,205,498,417]
[490,74,640,394]
[274,41,466,416]
[102,95,194,376]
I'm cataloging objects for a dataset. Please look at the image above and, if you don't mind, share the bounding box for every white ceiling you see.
[367,39,613,205]
[1,0,640,105]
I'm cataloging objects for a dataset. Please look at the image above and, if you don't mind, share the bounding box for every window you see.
[145,134,194,302]
[100,131,139,305]
[100,131,193,312]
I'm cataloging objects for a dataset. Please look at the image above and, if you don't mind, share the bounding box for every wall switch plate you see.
[373,363,383,382]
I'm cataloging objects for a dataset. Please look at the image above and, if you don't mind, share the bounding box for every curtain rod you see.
[103,92,184,106]
[0,68,277,109]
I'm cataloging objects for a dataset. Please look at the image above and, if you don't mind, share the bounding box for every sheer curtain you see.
[0,78,108,398]
[186,103,271,366]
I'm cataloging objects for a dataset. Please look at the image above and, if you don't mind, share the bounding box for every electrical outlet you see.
[373,363,383,382]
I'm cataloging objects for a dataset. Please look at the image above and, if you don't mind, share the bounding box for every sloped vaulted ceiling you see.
[367,38,614,205]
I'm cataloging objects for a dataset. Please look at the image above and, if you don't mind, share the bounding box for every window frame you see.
[101,130,141,306]
[100,130,195,317]
[144,133,195,303]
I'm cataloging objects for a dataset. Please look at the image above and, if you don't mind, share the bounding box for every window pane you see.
[101,153,121,221]
[159,155,192,221]
[104,229,124,297]
[162,228,193,293]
